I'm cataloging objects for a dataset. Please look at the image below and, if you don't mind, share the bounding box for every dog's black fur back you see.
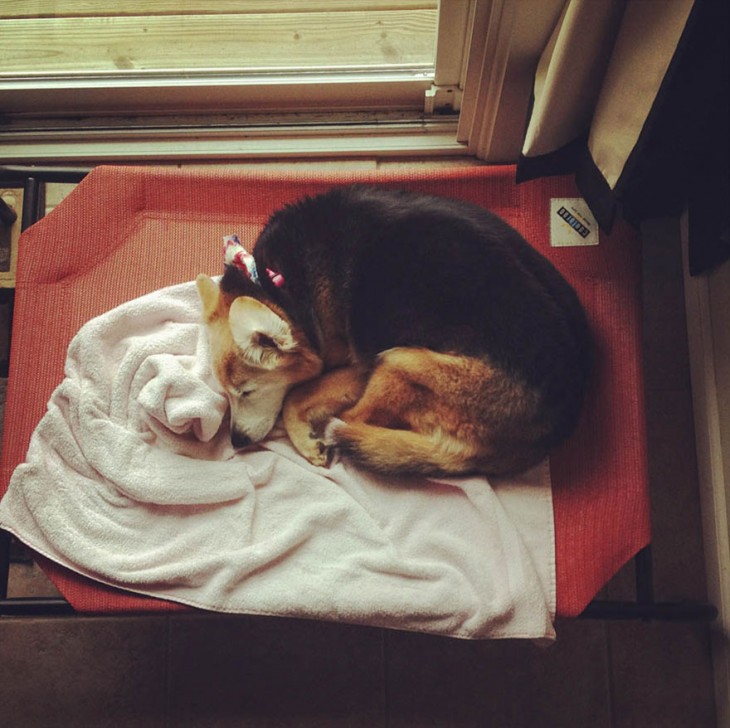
[254,185,592,454]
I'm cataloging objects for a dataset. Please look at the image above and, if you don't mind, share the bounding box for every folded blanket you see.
[0,280,556,640]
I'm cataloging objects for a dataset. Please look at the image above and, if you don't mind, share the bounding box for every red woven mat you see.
[0,165,650,617]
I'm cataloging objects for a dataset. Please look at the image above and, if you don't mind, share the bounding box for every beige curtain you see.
[515,0,729,273]
[519,0,626,168]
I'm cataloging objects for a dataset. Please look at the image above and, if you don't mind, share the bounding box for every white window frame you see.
[0,1,560,163]
[0,3,476,162]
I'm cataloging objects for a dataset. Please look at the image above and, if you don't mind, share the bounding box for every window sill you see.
[0,114,464,163]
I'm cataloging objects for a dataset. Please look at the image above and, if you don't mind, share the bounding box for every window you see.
[0,1,565,162]
[1,1,440,114]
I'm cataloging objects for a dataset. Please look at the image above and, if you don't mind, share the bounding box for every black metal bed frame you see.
[0,165,718,622]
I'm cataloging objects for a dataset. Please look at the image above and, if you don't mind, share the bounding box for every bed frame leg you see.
[21,177,44,230]
[635,544,655,607]
[580,545,718,621]
[0,529,10,600]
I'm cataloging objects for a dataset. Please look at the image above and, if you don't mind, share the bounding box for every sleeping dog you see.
[197,185,592,477]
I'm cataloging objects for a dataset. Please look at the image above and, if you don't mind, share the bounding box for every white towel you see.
[0,280,556,640]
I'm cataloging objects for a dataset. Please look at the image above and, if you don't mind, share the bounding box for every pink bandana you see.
[223,235,284,287]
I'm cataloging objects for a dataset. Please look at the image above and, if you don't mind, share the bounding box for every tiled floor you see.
[0,163,717,727]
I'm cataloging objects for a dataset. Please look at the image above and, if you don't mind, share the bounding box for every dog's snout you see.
[231,430,252,450]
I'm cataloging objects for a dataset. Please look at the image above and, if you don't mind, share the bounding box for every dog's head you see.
[196,273,323,448]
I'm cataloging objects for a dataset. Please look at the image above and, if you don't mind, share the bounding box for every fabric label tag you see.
[550,198,599,247]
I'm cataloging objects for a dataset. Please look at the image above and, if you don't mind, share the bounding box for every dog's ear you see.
[196,274,220,321]
[228,296,295,369]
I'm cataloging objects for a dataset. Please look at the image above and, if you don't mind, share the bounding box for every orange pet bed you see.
[0,165,650,621]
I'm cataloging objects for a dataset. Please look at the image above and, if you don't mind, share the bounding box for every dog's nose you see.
[231,430,252,450]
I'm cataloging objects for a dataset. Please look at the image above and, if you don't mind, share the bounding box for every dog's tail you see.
[326,419,528,478]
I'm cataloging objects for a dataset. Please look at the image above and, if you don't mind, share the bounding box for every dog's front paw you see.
[286,414,335,468]
[299,417,346,467]
[298,417,346,468]
[306,431,335,468]
[290,413,338,468]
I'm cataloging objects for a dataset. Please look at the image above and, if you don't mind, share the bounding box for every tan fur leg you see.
[340,347,445,430]
[325,420,480,476]
[283,366,366,466]
[330,347,542,476]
